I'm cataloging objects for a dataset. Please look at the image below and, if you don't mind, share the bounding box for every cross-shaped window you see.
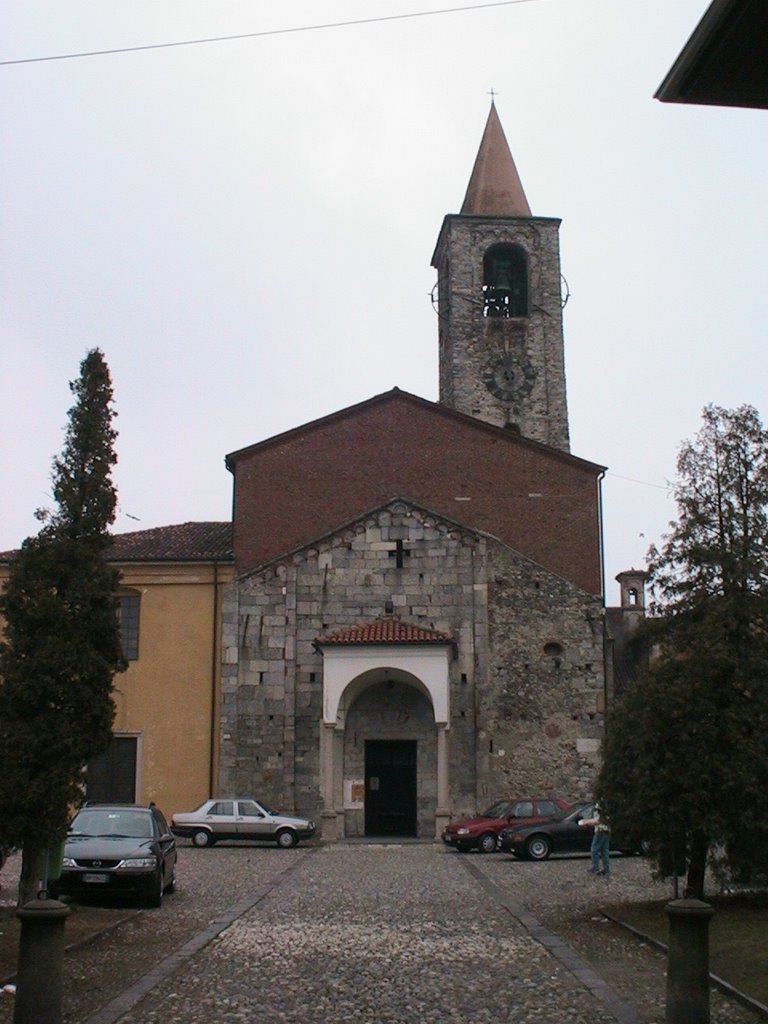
[387,539,411,569]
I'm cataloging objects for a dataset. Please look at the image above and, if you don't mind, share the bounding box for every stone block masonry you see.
[219,501,605,835]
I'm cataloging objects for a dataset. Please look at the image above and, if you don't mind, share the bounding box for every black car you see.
[50,803,177,907]
[498,801,597,860]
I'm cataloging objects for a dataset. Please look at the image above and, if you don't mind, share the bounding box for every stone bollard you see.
[14,896,71,1024]
[665,897,715,1024]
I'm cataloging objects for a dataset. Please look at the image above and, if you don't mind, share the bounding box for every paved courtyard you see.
[1,843,763,1024]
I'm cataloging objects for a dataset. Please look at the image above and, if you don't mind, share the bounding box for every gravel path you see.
[1,843,765,1024]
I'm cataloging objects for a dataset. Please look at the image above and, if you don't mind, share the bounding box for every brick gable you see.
[227,390,603,595]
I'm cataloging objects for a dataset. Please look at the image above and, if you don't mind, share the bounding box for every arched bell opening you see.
[482,243,528,318]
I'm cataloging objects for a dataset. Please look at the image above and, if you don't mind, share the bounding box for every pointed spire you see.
[460,103,532,217]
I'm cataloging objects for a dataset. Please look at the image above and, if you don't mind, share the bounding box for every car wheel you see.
[276,829,298,849]
[165,865,176,894]
[145,869,163,908]
[525,835,552,861]
[192,829,213,848]
[478,832,497,854]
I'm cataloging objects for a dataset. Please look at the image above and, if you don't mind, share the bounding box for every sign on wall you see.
[344,779,365,809]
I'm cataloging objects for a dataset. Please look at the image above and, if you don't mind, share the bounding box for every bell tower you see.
[431,103,570,452]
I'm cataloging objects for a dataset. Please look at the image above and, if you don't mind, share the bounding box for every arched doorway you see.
[316,631,452,841]
[343,676,436,838]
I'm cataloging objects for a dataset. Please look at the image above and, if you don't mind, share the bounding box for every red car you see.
[441,797,571,853]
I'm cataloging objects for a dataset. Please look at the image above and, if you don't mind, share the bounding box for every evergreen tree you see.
[0,350,126,904]
[599,404,768,897]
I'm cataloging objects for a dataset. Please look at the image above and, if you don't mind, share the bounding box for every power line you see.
[606,471,671,491]
[1,0,543,67]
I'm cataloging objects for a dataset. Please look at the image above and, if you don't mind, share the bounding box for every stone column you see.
[332,727,345,839]
[14,897,71,1024]
[435,723,450,838]
[320,721,338,841]
[665,898,715,1024]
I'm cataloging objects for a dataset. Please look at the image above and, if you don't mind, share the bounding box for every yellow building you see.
[0,522,233,820]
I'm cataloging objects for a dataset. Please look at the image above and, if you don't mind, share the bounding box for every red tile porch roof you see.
[316,617,452,646]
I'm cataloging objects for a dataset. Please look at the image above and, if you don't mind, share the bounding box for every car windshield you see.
[71,809,153,838]
[479,801,510,819]
[566,803,593,822]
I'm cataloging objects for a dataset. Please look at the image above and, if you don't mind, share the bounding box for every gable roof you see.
[316,617,453,646]
[0,522,233,566]
[109,522,233,562]
[225,387,602,474]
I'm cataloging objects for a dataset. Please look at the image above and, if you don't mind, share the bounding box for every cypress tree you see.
[0,349,126,904]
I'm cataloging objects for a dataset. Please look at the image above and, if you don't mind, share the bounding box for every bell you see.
[492,266,513,295]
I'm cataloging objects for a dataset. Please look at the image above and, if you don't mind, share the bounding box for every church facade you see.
[218,105,609,840]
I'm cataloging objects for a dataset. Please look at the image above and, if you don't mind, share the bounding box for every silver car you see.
[171,798,316,849]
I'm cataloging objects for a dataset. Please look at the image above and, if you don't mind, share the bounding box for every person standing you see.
[580,804,610,876]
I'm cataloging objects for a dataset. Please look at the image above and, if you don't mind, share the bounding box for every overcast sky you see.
[2,0,766,601]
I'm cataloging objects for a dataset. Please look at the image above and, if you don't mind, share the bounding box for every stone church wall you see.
[219,503,605,831]
[481,540,605,804]
[220,504,484,825]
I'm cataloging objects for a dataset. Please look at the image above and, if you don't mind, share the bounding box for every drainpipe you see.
[471,544,479,812]
[596,469,609,730]
[209,560,220,797]
[596,468,606,602]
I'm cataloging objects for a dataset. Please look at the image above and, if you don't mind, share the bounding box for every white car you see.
[171,798,316,849]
